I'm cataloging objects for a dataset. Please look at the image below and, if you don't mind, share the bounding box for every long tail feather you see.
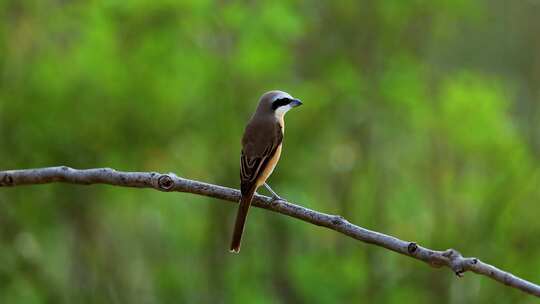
[230,188,256,253]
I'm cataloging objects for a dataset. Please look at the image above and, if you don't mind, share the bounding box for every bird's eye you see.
[271,98,291,110]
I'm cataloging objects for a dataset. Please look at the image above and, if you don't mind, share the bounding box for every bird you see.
[230,90,303,253]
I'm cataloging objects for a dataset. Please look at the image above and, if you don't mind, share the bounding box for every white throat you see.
[274,104,293,119]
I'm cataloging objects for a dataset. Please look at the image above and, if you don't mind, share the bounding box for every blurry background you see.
[1,0,540,303]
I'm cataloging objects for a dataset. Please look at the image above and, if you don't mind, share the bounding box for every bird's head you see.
[257,90,302,120]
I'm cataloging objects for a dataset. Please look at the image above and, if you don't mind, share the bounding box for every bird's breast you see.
[256,144,282,187]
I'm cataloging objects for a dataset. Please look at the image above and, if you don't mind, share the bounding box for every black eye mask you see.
[271,98,291,110]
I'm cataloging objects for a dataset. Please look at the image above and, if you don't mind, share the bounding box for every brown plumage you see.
[230,90,302,253]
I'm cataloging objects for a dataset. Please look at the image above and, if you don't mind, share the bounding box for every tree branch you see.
[0,166,539,297]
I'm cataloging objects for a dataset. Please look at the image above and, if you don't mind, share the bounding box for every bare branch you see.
[1,166,539,297]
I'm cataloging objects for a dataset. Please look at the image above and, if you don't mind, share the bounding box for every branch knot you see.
[1,174,13,186]
[443,249,467,277]
[157,174,174,191]
[407,242,418,254]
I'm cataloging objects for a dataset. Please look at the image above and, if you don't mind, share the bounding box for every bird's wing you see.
[240,123,283,194]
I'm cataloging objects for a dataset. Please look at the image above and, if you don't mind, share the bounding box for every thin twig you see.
[0,166,539,297]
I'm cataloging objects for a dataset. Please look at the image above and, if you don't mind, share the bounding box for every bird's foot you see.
[270,194,283,202]
[263,183,283,203]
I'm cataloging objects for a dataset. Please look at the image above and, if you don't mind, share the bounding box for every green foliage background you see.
[1,0,540,303]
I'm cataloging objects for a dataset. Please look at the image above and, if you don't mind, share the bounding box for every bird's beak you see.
[290,99,303,108]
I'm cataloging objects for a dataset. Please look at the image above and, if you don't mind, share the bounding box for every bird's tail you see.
[230,187,256,253]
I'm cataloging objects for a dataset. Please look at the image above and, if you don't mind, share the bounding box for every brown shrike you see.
[230,90,302,253]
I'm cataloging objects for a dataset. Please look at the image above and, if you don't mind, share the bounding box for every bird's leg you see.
[264,183,283,201]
